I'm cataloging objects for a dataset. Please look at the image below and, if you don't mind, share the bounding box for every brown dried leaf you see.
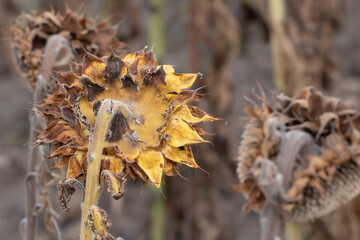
[57,179,76,212]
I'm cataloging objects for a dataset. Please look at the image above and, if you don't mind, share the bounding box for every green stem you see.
[80,100,113,240]
[269,0,286,92]
[150,186,165,240]
[149,1,165,239]
[149,0,165,60]
[286,222,302,240]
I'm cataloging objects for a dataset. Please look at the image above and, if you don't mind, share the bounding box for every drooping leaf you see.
[57,179,76,212]
[100,170,126,200]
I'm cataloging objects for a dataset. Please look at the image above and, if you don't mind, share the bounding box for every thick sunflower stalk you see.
[35,48,216,239]
[237,86,360,239]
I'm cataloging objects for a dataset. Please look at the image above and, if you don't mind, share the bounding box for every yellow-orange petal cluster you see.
[36,49,217,188]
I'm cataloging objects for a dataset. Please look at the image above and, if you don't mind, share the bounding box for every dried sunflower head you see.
[36,48,217,188]
[10,8,124,90]
[237,86,360,222]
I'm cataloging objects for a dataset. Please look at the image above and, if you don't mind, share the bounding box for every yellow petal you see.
[164,73,198,93]
[167,90,203,111]
[116,140,142,161]
[174,105,218,123]
[163,159,176,176]
[122,50,157,84]
[137,150,164,188]
[165,117,208,147]
[162,144,198,168]
[78,95,95,126]
[102,155,125,175]
[83,61,107,87]
[66,152,84,179]
[158,65,174,74]
[122,50,156,67]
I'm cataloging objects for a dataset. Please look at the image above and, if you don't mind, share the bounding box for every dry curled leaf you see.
[57,179,76,212]
[100,170,126,200]
[85,206,114,240]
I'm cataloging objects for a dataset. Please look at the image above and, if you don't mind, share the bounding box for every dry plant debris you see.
[237,86,360,222]
[10,7,124,90]
[35,48,217,188]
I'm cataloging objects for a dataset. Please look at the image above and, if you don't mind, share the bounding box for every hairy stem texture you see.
[80,100,113,240]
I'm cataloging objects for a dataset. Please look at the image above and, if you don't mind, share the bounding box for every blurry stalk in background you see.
[149,0,165,61]
[269,0,301,239]
[269,0,286,92]
[149,0,165,240]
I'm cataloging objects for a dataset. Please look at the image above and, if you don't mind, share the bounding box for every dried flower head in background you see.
[36,49,217,188]
[10,8,124,90]
[237,86,360,222]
